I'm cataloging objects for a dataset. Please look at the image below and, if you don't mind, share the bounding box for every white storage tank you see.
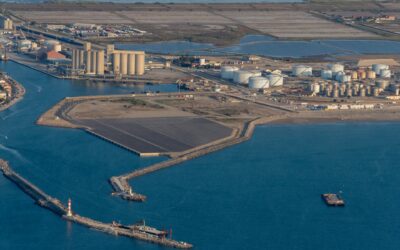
[376,79,390,89]
[328,63,344,76]
[372,64,389,75]
[380,69,391,78]
[292,65,313,77]
[335,72,351,83]
[233,70,254,84]
[267,74,284,87]
[249,76,270,89]
[250,70,262,77]
[321,70,333,80]
[220,66,239,80]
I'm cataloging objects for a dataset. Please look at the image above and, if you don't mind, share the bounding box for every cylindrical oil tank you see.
[359,88,366,97]
[372,64,389,75]
[96,50,104,75]
[328,63,344,76]
[380,69,391,78]
[321,70,333,80]
[135,53,145,76]
[128,53,135,75]
[113,53,120,74]
[268,74,284,87]
[248,76,269,89]
[120,53,128,75]
[351,71,358,80]
[233,70,254,84]
[221,66,239,80]
[336,72,351,83]
[376,79,389,89]
[357,70,366,79]
[292,65,312,77]
[372,87,380,97]
[367,70,376,79]
[250,71,262,77]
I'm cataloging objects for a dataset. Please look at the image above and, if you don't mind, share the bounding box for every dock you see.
[0,159,192,249]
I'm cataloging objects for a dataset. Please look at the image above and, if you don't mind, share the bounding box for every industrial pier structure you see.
[0,159,192,249]
[72,43,145,77]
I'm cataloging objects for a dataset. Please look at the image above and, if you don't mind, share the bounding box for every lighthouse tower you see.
[67,198,73,217]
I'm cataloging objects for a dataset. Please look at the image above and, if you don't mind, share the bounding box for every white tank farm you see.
[267,74,284,87]
[233,70,258,84]
[249,76,270,89]
[220,66,239,80]
[233,70,253,84]
[380,69,391,78]
[372,64,389,75]
[328,63,344,76]
[292,65,312,77]
[321,70,333,80]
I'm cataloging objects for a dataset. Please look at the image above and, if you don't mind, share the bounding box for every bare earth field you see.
[11,8,377,42]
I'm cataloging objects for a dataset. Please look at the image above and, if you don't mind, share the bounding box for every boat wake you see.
[0,143,29,163]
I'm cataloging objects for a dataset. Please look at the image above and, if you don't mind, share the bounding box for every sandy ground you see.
[12,9,376,40]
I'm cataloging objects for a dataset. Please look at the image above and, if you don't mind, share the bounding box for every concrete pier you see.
[0,159,192,249]
[110,115,287,202]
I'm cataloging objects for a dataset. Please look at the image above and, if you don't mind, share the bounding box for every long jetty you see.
[110,115,286,202]
[0,159,192,249]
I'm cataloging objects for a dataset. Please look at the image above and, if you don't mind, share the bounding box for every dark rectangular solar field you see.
[77,117,232,154]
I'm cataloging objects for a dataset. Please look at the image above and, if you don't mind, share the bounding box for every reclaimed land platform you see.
[76,117,233,156]
[0,159,192,249]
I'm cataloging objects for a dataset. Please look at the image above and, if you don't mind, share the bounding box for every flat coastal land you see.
[6,1,396,46]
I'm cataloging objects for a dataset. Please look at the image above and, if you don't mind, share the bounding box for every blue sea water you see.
[118,35,400,58]
[1,61,400,250]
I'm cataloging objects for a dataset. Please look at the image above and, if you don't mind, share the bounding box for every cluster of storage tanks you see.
[309,79,399,98]
[220,66,284,89]
[320,63,391,83]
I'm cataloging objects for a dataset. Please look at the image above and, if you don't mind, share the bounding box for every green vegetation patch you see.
[107,98,164,109]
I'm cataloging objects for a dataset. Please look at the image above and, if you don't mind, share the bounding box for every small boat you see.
[321,193,345,206]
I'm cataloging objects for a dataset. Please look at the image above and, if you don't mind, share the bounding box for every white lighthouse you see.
[67,198,73,217]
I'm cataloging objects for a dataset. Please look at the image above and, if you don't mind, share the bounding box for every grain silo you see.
[113,53,120,74]
[120,53,128,75]
[96,50,104,75]
[90,50,97,73]
[128,53,136,75]
[135,52,145,76]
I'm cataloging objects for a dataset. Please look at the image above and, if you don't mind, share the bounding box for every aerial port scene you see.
[2,0,400,249]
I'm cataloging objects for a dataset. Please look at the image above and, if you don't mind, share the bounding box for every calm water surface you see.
[1,61,400,250]
[118,35,400,58]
